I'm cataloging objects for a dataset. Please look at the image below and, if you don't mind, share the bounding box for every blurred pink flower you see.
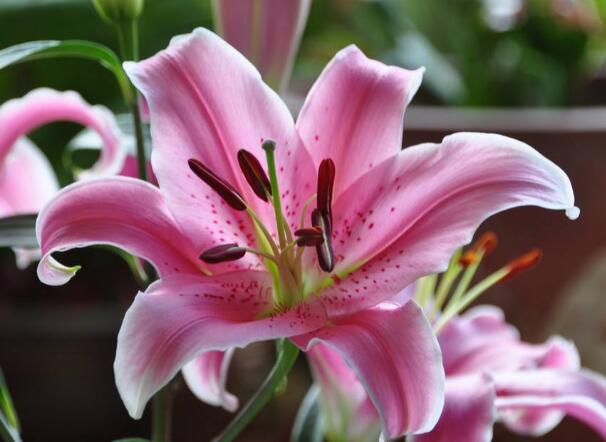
[309,305,606,442]
[36,28,577,437]
[0,88,123,267]
[212,0,311,92]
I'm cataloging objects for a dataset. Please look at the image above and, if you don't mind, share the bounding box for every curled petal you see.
[182,349,238,412]
[320,132,578,316]
[115,273,327,418]
[36,177,202,285]
[0,88,124,180]
[411,374,496,442]
[297,45,424,194]
[494,369,606,438]
[212,0,311,92]
[438,305,580,375]
[293,300,444,438]
[124,28,316,262]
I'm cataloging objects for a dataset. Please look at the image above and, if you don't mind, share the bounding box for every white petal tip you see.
[566,206,580,220]
[37,255,81,286]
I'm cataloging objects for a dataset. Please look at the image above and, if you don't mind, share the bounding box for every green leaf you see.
[291,386,323,442]
[0,40,134,104]
[0,215,38,248]
[0,368,21,442]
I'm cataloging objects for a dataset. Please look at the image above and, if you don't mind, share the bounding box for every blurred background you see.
[1,0,606,440]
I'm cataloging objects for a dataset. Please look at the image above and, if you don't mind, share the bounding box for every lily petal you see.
[494,369,606,439]
[320,133,577,316]
[307,344,381,442]
[182,349,238,412]
[0,88,124,180]
[0,138,59,215]
[297,45,423,194]
[212,0,311,93]
[124,28,316,260]
[411,374,496,442]
[115,273,327,419]
[293,300,445,438]
[36,177,202,286]
[0,138,59,269]
[438,305,580,375]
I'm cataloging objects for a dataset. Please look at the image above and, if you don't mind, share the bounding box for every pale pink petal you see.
[494,369,606,438]
[293,300,444,438]
[0,138,59,215]
[182,349,238,412]
[124,30,316,264]
[0,139,59,269]
[36,177,203,286]
[307,344,381,442]
[115,273,327,418]
[13,248,42,270]
[317,133,577,316]
[411,374,496,442]
[297,45,423,194]
[0,88,124,180]
[212,0,311,92]
[438,305,580,375]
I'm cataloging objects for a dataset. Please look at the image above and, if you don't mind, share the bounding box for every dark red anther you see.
[200,243,246,264]
[294,227,325,247]
[312,209,335,272]
[237,149,272,202]
[317,159,335,225]
[188,159,247,211]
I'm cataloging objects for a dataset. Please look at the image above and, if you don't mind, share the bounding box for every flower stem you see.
[213,339,300,442]
[115,19,148,181]
[151,384,172,442]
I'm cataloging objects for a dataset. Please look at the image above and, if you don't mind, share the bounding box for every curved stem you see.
[213,339,300,442]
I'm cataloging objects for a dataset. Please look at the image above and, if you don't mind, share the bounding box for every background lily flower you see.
[412,305,606,442]
[36,28,578,438]
[212,0,312,93]
[0,88,123,267]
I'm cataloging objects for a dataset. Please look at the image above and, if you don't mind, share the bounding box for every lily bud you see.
[92,0,144,24]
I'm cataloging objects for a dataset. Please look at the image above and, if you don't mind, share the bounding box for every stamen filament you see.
[241,247,278,263]
[415,274,437,309]
[430,249,463,317]
[245,207,280,257]
[263,140,287,249]
[299,194,317,230]
[434,266,507,332]
[446,249,485,311]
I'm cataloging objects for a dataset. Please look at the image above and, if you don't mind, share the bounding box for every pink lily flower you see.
[212,0,311,92]
[0,88,123,267]
[305,241,606,442]
[36,28,578,438]
[307,306,606,442]
[413,305,606,442]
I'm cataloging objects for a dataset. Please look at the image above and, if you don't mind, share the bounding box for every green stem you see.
[114,20,148,181]
[213,339,300,442]
[151,385,172,442]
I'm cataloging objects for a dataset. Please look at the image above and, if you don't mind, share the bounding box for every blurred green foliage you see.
[1,0,606,186]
